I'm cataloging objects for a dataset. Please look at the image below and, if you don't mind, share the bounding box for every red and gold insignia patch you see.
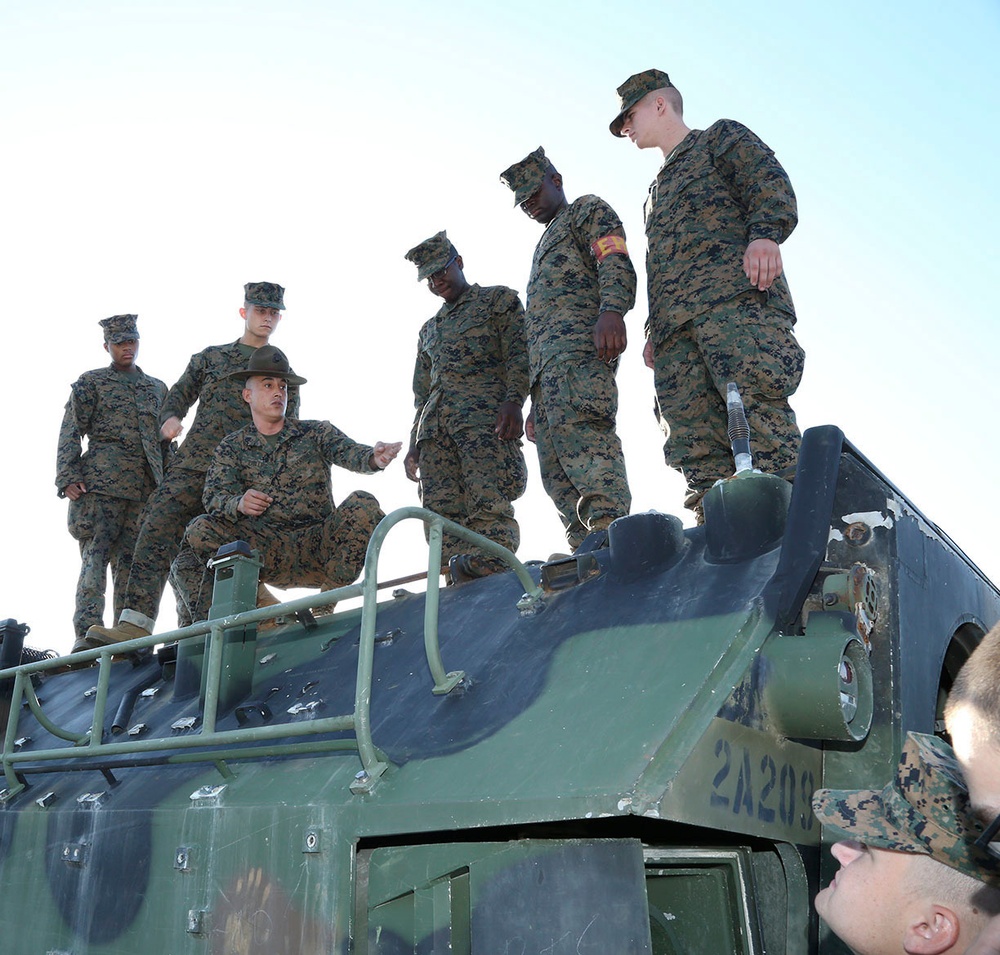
[591,234,629,262]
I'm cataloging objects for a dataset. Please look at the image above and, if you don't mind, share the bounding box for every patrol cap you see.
[610,68,673,137]
[99,314,139,344]
[243,282,285,310]
[500,146,553,207]
[812,732,1000,887]
[405,231,458,282]
[225,345,307,386]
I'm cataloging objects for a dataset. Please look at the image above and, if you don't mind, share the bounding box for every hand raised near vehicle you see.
[371,441,403,470]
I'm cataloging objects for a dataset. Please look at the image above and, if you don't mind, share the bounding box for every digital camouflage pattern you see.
[499,146,550,206]
[183,491,383,620]
[522,194,635,546]
[532,361,630,549]
[181,419,384,620]
[415,432,526,560]
[411,284,529,444]
[652,294,804,511]
[405,231,458,282]
[411,283,529,561]
[106,342,303,631]
[243,281,285,309]
[813,732,1000,888]
[99,313,140,343]
[609,68,673,137]
[524,194,636,382]
[163,341,301,473]
[201,419,376,522]
[644,119,797,333]
[57,366,168,501]
[643,119,802,509]
[56,362,169,637]
[68,495,146,639]
[115,468,205,630]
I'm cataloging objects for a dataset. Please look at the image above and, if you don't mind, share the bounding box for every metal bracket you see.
[432,671,466,695]
[350,762,388,795]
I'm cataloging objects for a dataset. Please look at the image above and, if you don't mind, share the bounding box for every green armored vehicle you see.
[0,421,996,954]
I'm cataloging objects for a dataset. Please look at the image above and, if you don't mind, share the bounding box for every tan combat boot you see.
[78,620,151,653]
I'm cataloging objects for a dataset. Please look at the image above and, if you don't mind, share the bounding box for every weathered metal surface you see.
[0,427,997,953]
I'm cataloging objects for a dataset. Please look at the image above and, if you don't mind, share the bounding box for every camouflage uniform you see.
[643,118,805,509]
[408,251,529,560]
[182,419,384,620]
[115,330,301,633]
[813,731,1000,887]
[56,345,168,639]
[513,168,637,549]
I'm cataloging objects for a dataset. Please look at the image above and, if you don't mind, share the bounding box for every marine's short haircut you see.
[662,86,684,116]
[907,852,1000,924]
[946,622,1000,741]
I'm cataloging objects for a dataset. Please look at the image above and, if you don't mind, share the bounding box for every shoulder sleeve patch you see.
[591,234,629,262]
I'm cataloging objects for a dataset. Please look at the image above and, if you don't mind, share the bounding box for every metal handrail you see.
[0,508,543,798]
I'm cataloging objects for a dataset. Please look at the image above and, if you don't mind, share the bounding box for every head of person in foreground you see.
[812,732,1000,955]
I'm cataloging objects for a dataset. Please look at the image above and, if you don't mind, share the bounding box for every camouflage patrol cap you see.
[500,147,553,207]
[405,231,458,282]
[812,732,1000,887]
[610,68,673,137]
[99,314,139,344]
[225,345,307,386]
[243,282,285,310]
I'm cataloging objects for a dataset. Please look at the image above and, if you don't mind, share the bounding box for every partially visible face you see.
[949,705,1000,825]
[520,172,566,225]
[105,338,138,369]
[240,304,283,341]
[427,255,468,303]
[619,92,659,147]
[243,375,288,422]
[814,841,917,955]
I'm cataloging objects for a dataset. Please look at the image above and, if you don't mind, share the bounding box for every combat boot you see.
[83,620,151,649]
[447,554,506,585]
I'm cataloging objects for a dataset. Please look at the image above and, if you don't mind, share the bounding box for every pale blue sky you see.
[3,1,998,653]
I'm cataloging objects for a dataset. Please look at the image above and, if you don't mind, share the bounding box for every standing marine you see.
[56,314,169,645]
[500,147,636,550]
[81,282,299,650]
[611,68,806,517]
[403,231,529,581]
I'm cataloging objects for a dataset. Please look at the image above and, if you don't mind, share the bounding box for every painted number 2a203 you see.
[710,738,815,831]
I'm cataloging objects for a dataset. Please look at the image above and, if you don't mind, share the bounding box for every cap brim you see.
[812,787,928,854]
[415,257,453,282]
[610,110,628,137]
[225,370,307,386]
[512,177,545,207]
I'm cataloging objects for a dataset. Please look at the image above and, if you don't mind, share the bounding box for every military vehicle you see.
[1,412,997,954]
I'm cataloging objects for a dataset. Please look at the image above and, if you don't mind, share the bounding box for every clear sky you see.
[3,0,998,655]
